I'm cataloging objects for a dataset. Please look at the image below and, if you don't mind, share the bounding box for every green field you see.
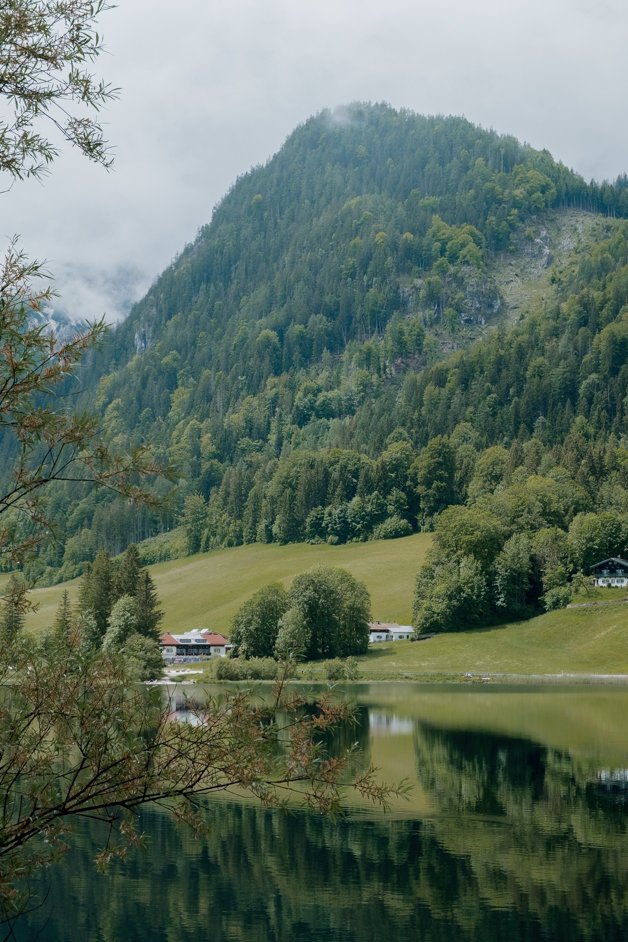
[19,533,430,635]
[353,601,628,679]
[9,533,627,679]
[187,599,627,683]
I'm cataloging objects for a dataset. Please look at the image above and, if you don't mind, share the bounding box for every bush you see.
[325,657,360,681]
[541,585,572,611]
[372,516,413,540]
[569,571,601,600]
[137,529,187,565]
[215,657,298,681]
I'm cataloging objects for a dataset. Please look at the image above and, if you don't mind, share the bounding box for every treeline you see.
[413,482,628,632]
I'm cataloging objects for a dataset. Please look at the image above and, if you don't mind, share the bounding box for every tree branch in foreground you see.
[0,641,404,921]
[0,241,172,566]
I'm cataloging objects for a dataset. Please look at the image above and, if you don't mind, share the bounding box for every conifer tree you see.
[114,543,142,598]
[0,575,29,653]
[133,569,163,639]
[52,589,73,640]
[78,550,114,641]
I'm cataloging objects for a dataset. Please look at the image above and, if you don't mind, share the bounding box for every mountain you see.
[12,103,627,600]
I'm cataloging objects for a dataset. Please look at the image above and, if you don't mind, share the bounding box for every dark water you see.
[10,685,628,942]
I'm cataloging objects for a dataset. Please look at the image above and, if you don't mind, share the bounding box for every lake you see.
[11,683,628,941]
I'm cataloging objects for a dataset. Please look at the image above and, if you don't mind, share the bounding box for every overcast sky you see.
[3,0,627,322]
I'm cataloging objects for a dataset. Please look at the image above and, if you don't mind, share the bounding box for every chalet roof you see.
[589,557,628,571]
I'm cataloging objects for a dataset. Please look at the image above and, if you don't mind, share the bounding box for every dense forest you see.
[5,103,627,627]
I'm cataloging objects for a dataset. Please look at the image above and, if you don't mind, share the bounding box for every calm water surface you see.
[12,684,628,941]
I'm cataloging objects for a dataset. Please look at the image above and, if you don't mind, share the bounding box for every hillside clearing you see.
[20,533,430,635]
[352,603,628,679]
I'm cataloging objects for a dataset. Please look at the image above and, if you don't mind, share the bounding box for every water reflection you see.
[11,687,628,942]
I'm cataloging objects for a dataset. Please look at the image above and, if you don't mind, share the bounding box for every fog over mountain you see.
[2,0,627,322]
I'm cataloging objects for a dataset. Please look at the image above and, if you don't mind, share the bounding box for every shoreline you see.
[159,671,628,687]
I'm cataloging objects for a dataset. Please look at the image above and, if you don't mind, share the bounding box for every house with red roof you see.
[159,628,229,663]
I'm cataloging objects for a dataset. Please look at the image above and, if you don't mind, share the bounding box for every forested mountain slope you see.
[9,104,626,605]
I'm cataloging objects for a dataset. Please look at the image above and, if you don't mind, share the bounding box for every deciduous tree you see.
[0,245,165,568]
[413,436,456,525]
[102,594,137,650]
[288,568,371,660]
[0,2,167,566]
[0,8,399,924]
[274,607,310,661]
[230,584,288,658]
[0,0,117,183]
[413,553,489,634]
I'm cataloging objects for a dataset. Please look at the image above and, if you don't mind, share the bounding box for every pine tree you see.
[133,570,163,639]
[78,550,114,641]
[0,575,29,653]
[114,543,141,598]
[52,589,73,640]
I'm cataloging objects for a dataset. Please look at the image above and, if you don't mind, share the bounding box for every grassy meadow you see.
[352,601,628,679]
[185,599,627,683]
[7,531,627,679]
[19,533,430,635]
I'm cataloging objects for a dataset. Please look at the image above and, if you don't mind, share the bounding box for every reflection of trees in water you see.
[273,701,372,786]
[413,724,550,816]
[15,808,422,941]
[413,721,628,939]
[320,703,372,781]
[12,714,628,942]
[18,793,628,942]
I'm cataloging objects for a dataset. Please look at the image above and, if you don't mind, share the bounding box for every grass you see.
[190,597,627,685]
[353,602,628,678]
[570,586,627,604]
[20,533,430,635]
[12,532,627,680]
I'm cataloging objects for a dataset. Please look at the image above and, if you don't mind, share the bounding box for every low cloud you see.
[2,0,627,322]
[51,261,151,325]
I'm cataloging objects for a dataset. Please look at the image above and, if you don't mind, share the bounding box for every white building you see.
[368,621,413,643]
[590,558,628,588]
[159,629,229,663]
